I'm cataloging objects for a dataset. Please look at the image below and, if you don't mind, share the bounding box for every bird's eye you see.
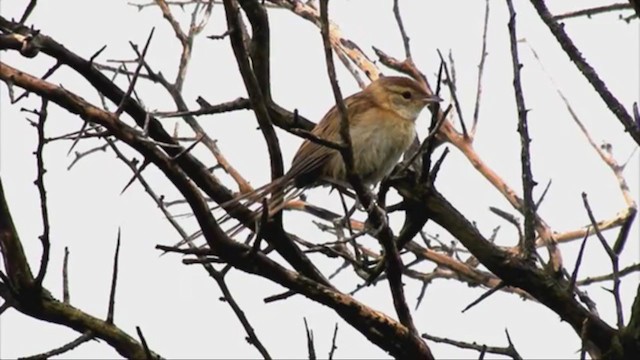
[401,91,412,99]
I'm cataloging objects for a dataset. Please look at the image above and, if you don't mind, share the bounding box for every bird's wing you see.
[288,92,371,187]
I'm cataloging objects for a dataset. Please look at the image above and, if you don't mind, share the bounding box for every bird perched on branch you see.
[223,76,441,232]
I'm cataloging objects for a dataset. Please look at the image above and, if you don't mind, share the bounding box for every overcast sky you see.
[1,0,638,358]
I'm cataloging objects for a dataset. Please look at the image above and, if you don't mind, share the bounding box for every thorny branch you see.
[422,329,523,360]
[506,0,537,263]
[471,0,490,137]
[31,99,50,288]
[553,3,635,21]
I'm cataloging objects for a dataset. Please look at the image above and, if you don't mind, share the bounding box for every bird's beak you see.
[421,94,443,104]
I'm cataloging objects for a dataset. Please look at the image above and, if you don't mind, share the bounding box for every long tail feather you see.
[225,183,302,238]
[212,175,289,211]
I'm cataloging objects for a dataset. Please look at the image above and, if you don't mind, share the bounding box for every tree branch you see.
[529,0,640,146]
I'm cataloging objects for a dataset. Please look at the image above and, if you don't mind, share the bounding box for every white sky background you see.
[0,0,638,358]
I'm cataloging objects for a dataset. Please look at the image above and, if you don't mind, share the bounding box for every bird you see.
[221,76,441,233]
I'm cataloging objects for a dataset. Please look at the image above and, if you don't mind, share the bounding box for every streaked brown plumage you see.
[226,76,440,228]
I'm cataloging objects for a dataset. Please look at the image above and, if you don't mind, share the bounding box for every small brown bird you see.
[227,76,440,227]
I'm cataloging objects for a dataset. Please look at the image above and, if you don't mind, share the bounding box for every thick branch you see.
[420,189,616,354]
[223,0,284,180]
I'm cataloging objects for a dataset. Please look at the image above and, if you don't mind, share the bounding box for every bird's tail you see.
[221,180,305,238]
[170,176,301,249]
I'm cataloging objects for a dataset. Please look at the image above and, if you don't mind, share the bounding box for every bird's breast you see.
[348,114,416,184]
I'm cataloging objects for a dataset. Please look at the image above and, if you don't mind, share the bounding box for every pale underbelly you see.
[327,119,416,185]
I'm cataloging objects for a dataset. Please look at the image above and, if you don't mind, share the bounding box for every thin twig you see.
[422,330,522,360]
[415,280,431,310]
[392,0,411,59]
[66,122,90,156]
[489,206,523,246]
[20,331,94,360]
[14,61,62,103]
[115,28,155,117]
[120,159,151,195]
[18,0,38,25]
[328,323,339,359]
[0,301,12,316]
[577,263,640,286]
[106,229,122,324]
[89,45,108,65]
[67,144,109,170]
[304,318,316,360]
[568,229,590,295]
[534,179,552,210]
[554,3,633,20]
[154,97,252,118]
[437,50,467,138]
[289,128,346,151]
[62,247,70,304]
[581,193,624,329]
[210,269,273,359]
[399,105,452,175]
[319,0,353,169]
[461,282,506,313]
[471,0,490,137]
[136,326,154,359]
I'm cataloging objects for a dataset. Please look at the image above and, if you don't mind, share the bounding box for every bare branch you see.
[328,323,339,359]
[67,144,109,171]
[20,331,94,360]
[154,97,252,118]
[554,3,634,20]
[471,0,490,136]
[422,329,522,360]
[581,193,624,329]
[568,230,590,294]
[392,0,412,59]
[304,318,316,360]
[32,99,50,287]
[506,0,537,263]
[577,263,640,286]
[213,269,272,359]
[115,28,155,117]
[437,50,467,138]
[223,0,284,181]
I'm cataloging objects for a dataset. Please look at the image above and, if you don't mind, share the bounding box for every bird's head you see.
[367,76,441,120]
